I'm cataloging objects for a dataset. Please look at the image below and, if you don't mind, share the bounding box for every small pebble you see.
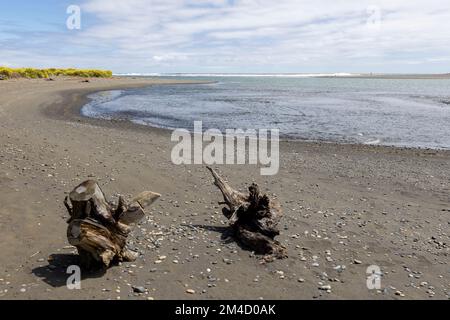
[395,290,405,297]
[132,286,145,294]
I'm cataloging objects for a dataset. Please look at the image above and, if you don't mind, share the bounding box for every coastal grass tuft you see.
[0,67,113,79]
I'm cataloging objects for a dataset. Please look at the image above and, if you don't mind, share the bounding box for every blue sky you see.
[1,0,450,73]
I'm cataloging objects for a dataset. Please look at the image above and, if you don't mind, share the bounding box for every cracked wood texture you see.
[207,167,287,260]
[64,180,160,269]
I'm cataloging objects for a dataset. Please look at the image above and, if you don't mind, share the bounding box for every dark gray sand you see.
[0,77,449,299]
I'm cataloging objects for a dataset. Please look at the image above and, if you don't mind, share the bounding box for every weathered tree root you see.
[64,180,160,269]
[206,167,287,260]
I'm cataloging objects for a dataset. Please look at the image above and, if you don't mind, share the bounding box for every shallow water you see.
[82,76,450,149]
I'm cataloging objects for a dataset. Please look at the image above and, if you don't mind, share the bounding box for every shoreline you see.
[47,79,450,153]
[117,73,450,80]
[0,77,449,300]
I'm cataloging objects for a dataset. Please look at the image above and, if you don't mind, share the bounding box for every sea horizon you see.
[114,72,450,78]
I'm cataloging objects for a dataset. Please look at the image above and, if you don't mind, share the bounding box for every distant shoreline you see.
[115,73,450,80]
[335,73,450,80]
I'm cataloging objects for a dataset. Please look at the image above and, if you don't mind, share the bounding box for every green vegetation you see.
[0,67,113,79]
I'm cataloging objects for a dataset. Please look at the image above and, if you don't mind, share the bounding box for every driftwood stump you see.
[64,180,160,269]
[207,167,287,260]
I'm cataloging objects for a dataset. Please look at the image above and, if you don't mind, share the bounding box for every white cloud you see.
[2,0,450,72]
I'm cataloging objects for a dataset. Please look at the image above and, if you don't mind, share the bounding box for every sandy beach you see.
[0,77,449,300]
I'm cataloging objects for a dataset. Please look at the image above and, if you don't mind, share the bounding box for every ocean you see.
[81,75,450,149]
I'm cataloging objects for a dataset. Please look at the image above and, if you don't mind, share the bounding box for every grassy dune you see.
[0,67,113,79]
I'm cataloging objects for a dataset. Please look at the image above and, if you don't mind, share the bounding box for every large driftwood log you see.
[206,167,287,260]
[64,180,160,269]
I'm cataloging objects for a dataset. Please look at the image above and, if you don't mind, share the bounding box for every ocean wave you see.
[364,139,381,145]
[81,90,124,117]
[114,72,162,76]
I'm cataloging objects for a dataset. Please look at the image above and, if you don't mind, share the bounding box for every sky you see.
[0,0,450,74]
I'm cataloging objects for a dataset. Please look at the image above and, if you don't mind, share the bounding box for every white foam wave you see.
[364,139,381,145]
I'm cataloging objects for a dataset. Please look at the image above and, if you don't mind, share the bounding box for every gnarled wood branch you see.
[207,167,287,260]
[64,180,160,269]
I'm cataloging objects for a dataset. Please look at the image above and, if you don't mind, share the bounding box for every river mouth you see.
[81,76,450,150]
